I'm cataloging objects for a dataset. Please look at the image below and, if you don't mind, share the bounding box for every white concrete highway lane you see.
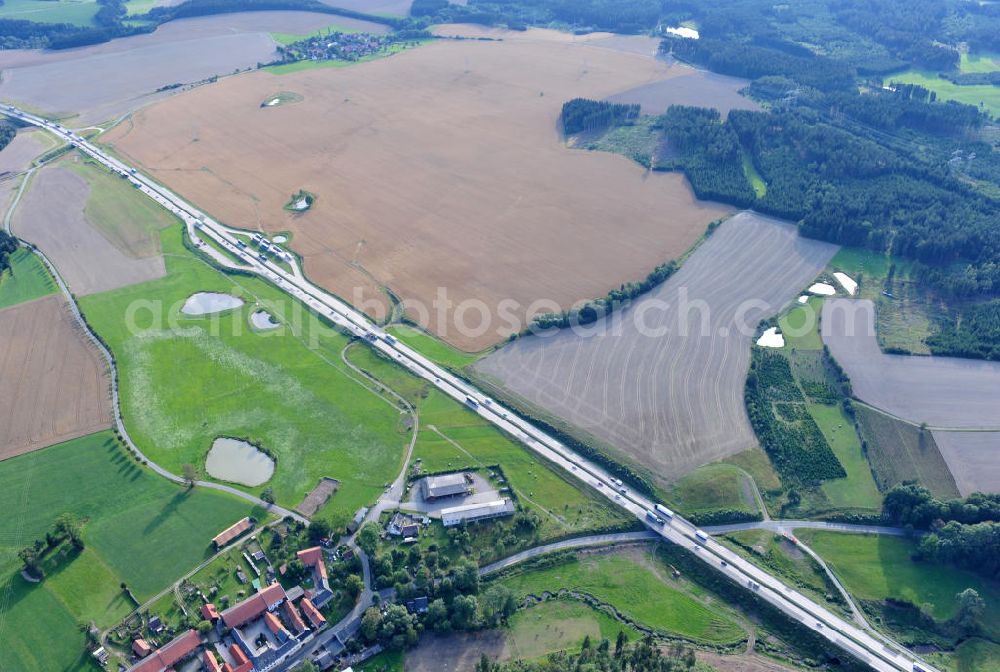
[5,105,935,672]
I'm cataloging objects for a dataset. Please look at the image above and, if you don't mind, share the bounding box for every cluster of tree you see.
[475,636,696,672]
[657,105,755,206]
[744,349,846,485]
[560,98,640,135]
[883,484,1000,528]
[18,513,84,579]
[915,521,1000,582]
[0,229,18,276]
[941,71,1000,87]
[412,0,661,33]
[533,259,678,331]
[927,300,1000,361]
[144,0,404,28]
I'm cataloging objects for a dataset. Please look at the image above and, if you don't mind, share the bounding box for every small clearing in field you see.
[404,631,508,672]
[11,165,166,295]
[0,294,112,460]
[476,212,837,481]
[606,69,759,117]
[931,430,1000,496]
[102,27,733,351]
[0,11,384,122]
[822,299,1000,428]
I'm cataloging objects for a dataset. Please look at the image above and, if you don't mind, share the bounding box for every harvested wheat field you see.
[0,294,112,461]
[475,213,838,482]
[103,29,733,351]
[12,165,167,296]
[930,430,1000,496]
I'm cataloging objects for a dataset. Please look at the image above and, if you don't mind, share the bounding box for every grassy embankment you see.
[664,463,761,522]
[385,323,485,369]
[345,344,632,545]
[797,530,1000,644]
[498,548,746,647]
[0,431,256,672]
[0,247,57,310]
[505,599,640,660]
[78,225,407,528]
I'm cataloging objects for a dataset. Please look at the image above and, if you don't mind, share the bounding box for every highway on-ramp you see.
[3,105,937,672]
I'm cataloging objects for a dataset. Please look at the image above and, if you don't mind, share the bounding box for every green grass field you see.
[386,323,485,369]
[358,650,404,672]
[0,0,97,25]
[78,226,407,527]
[798,531,1000,638]
[960,52,1000,74]
[0,248,57,310]
[123,0,154,15]
[808,403,881,510]
[930,639,1000,672]
[664,463,758,519]
[505,598,638,660]
[778,297,823,351]
[885,70,1000,119]
[270,23,361,46]
[0,431,255,672]
[742,151,767,198]
[346,345,629,539]
[500,549,746,645]
[68,158,179,259]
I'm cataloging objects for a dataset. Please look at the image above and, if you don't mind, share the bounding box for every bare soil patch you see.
[0,11,383,122]
[822,299,1000,428]
[103,30,731,350]
[607,69,760,117]
[930,430,1000,496]
[474,212,838,482]
[0,294,113,461]
[404,631,508,672]
[697,651,802,672]
[11,165,166,295]
[295,476,340,517]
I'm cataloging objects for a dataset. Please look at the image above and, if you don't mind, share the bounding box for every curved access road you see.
[2,105,937,672]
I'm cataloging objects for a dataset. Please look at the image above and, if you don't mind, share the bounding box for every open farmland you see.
[475,212,837,482]
[11,164,167,295]
[607,70,760,117]
[0,431,256,672]
[0,11,385,122]
[822,299,1000,429]
[102,29,734,351]
[0,294,112,461]
[930,431,1000,496]
[855,404,960,499]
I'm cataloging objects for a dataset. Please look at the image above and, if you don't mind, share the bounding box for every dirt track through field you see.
[475,212,838,482]
[0,11,386,123]
[822,299,1000,428]
[0,294,112,461]
[103,29,736,350]
[12,165,166,295]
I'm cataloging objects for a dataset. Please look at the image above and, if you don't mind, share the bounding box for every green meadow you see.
[78,226,407,527]
[0,247,58,310]
[0,431,255,672]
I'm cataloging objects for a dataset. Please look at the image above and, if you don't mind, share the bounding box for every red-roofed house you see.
[220,582,286,629]
[264,611,287,638]
[202,603,220,622]
[212,517,253,549]
[126,629,201,672]
[282,600,308,635]
[296,546,332,607]
[203,650,223,672]
[300,597,326,629]
[228,644,254,672]
[132,639,151,658]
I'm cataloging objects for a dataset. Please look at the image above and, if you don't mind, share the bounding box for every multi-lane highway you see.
[5,105,936,672]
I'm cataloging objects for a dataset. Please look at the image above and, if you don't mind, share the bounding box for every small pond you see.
[250,310,281,330]
[756,327,785,348]
[181,292,244,316]
[205,437,274,487]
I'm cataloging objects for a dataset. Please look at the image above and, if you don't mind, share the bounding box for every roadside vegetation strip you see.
[498,548,747,646]
[78,225,405,527]
[0,431,257,672]
[795,530,1000,640]
[0,247,57,309]
[385,323,485,370]
[344,344,632,543]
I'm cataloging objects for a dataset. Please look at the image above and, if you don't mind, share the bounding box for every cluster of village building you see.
[281,32,395,63]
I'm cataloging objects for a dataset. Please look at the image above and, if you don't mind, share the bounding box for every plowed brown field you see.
[0,294,113,461]
[102,29,733,351]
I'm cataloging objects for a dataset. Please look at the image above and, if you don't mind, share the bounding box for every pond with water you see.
[205,437,274,486]
[181,292,244,315]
